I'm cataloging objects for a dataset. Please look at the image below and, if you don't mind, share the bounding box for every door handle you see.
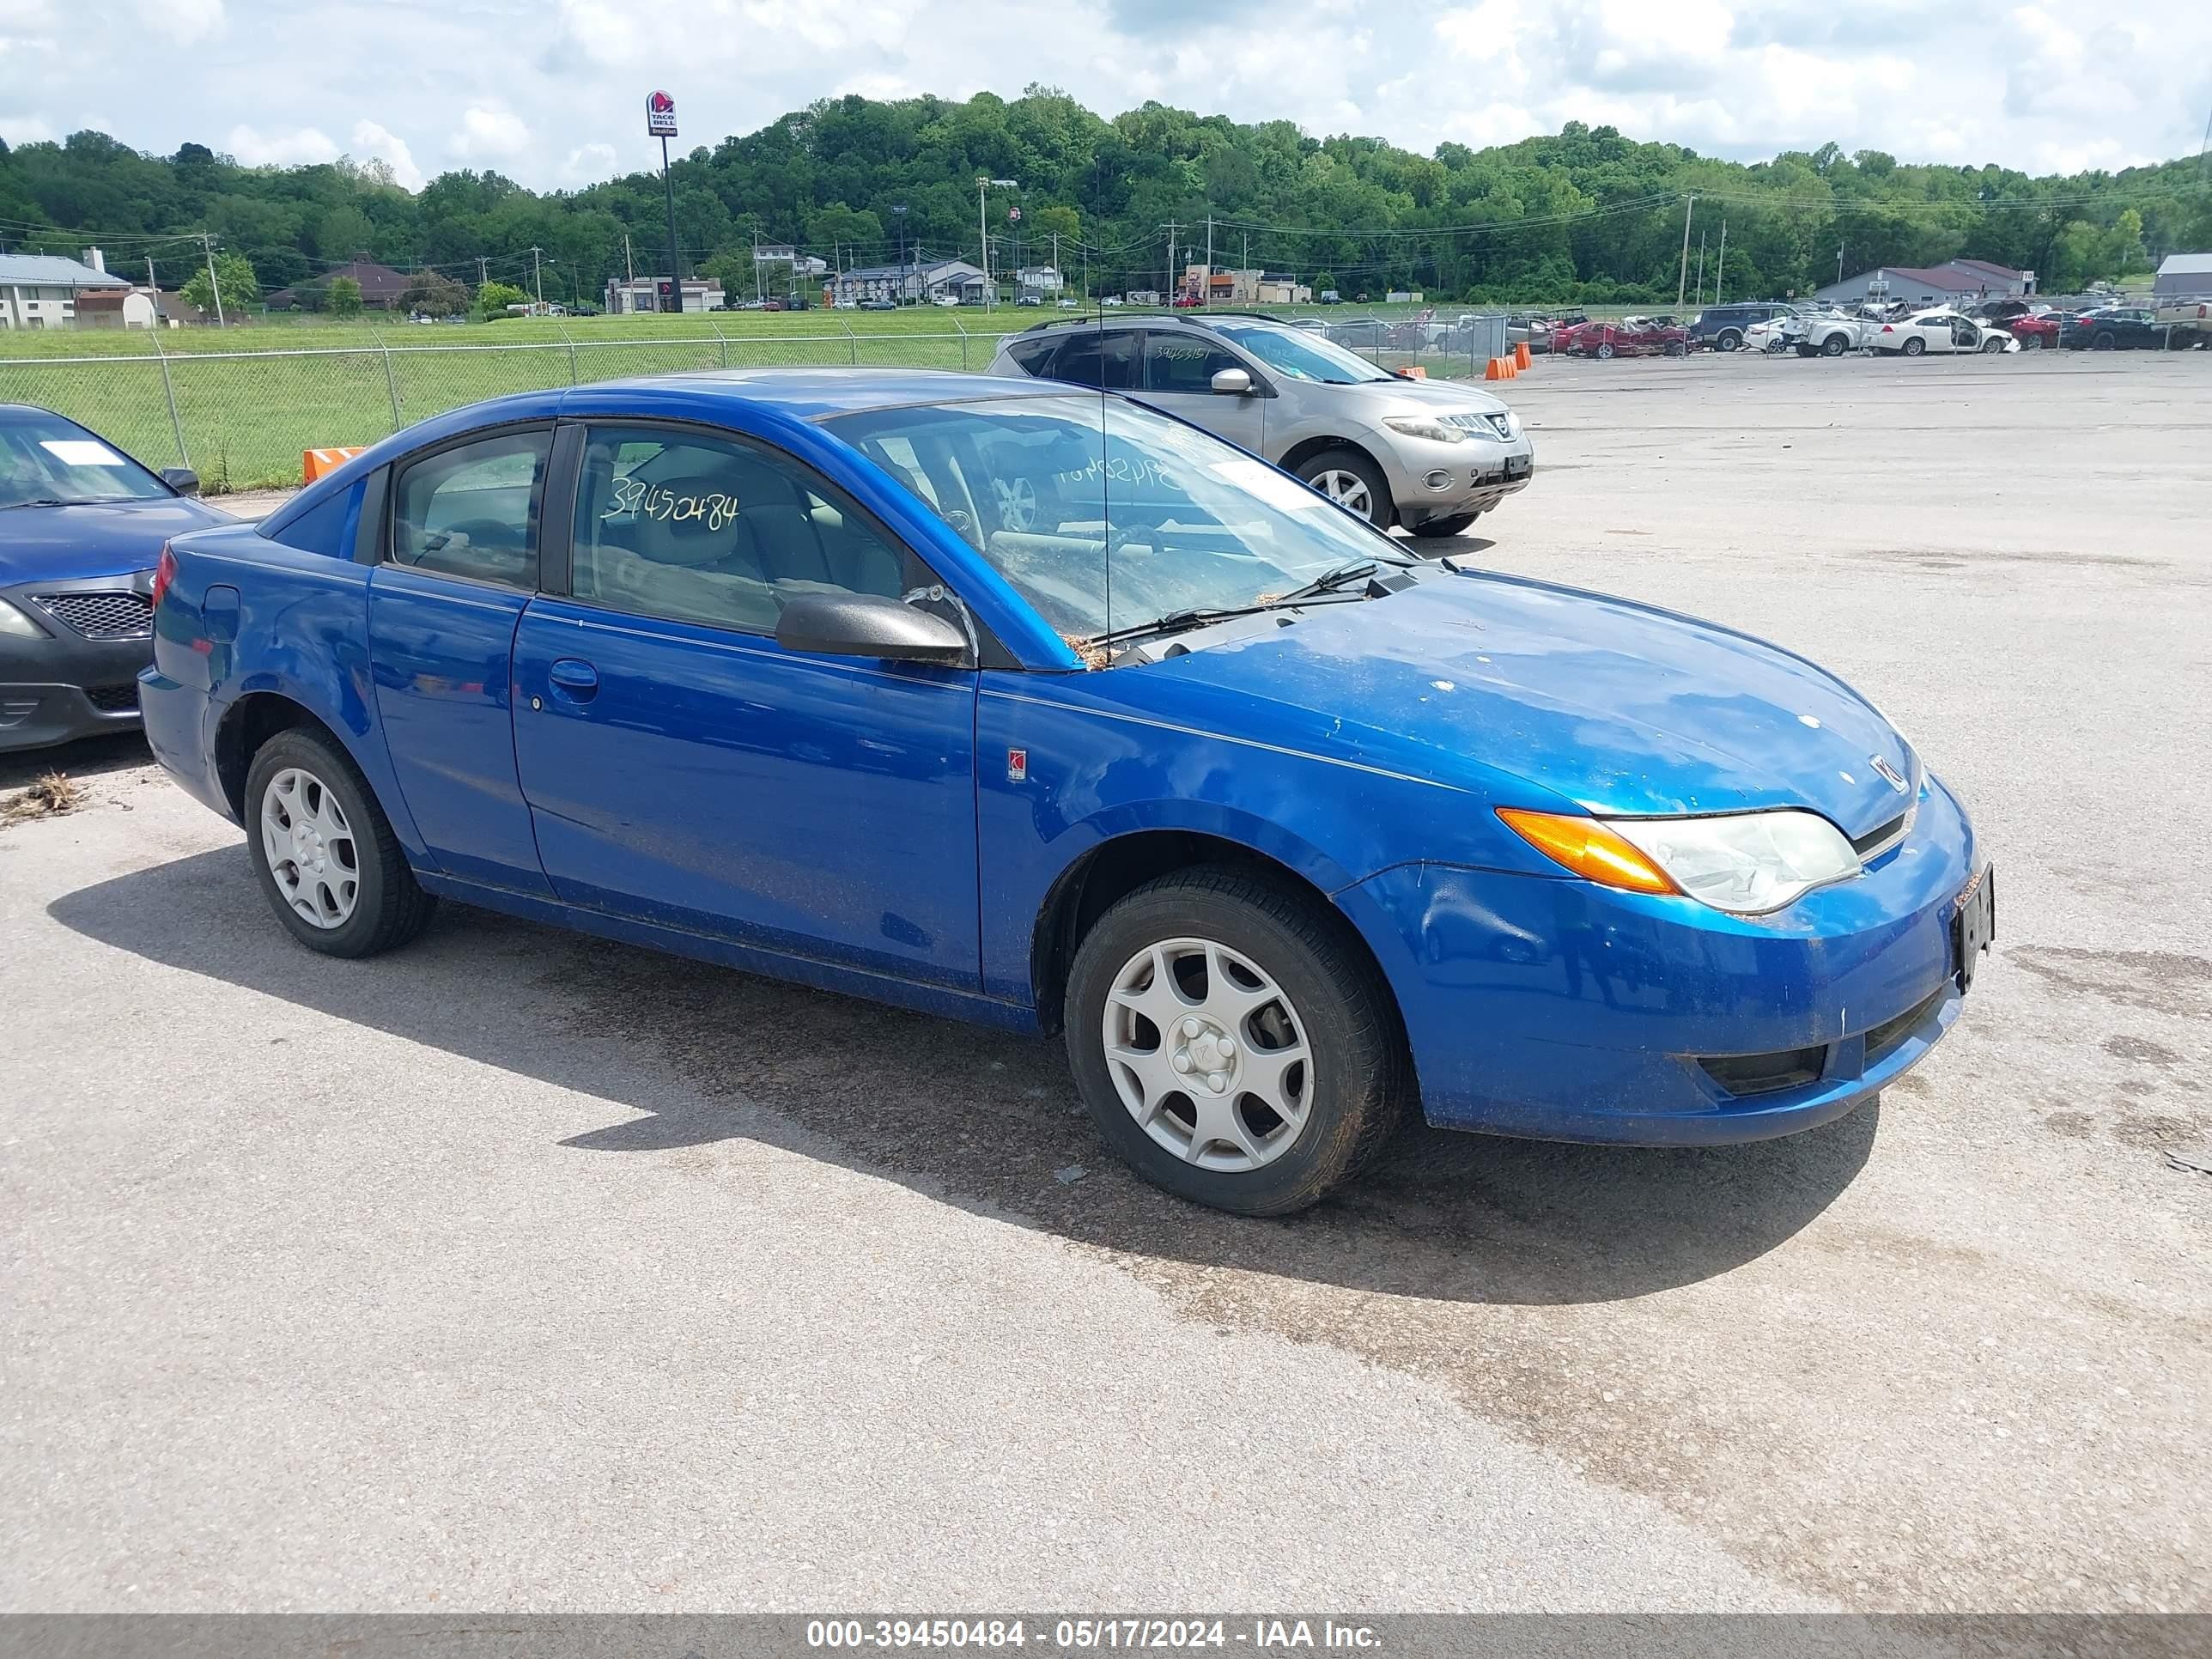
[547,658,599,701]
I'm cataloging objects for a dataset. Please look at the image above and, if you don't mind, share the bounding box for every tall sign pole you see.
[647,91,682,313]
[1675,193,1694,310]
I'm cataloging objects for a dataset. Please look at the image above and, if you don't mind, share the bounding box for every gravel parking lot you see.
[3,350,2207,1614]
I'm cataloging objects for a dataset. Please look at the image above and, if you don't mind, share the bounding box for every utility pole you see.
[1695,233,1706,306]
[1051,230,1058,295]
[476,255,489,286]
[529,246,544,306]
[1164,219,1180,301]
[146,256,160,322]
[624,234,634,283]
[1714,219,1728,306]
[752,231,762,306]
[1837,243,1845,285]
[1675,193,1694,310]
[893,205,908,304]
[976,178,1016,311]
[198,233,225,327]
[1203,213,1213,307]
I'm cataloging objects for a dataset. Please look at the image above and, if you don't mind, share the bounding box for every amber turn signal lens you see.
[1496,808,1680,896]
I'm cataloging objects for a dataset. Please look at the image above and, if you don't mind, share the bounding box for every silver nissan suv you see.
[987,313,1534,538]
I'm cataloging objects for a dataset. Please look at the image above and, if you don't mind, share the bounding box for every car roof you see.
[583,367,1060,420]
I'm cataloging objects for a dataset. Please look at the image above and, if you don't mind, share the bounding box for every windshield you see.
[0,416,169,509]
[1205,320,1395,386]
[829,393,1406,646]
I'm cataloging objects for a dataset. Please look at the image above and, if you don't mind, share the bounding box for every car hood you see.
[1121,572,1917,839]
[1337,377,1510,417]
[0,495,230,586]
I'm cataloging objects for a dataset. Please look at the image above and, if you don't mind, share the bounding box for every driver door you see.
[508,422,982,989]
[1139,332,1269,457]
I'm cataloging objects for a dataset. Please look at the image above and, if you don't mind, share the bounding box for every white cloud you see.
[224,123,339,167]
[352,119,423,190]
[138,0,223,45]
[563,141,617,183]
[7,0,2210,197]
[0,114,57,145]
[450,105,531,161]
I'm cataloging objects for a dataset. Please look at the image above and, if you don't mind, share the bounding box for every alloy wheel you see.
[260,767,359,929]
[1310,469,1373,519]
[1101,937,1313,1172]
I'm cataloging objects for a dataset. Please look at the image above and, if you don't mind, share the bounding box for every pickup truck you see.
[2152,297,2211,347]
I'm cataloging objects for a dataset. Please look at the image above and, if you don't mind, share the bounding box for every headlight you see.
[0,598,49,639]
[1381,415,1469,445]
[1607,811,1863,914]
[1498,807,1862,915]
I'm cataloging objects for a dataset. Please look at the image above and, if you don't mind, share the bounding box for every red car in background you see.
[1575,317,1690,359]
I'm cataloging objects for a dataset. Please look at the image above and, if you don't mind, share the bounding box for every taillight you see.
[149,544,177,611]
[1881,325,1894,332]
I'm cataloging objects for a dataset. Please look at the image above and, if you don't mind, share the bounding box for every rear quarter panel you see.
[154,520,424,858]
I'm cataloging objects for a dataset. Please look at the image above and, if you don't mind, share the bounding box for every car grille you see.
[33,589,154,641]
[1850,808,1911,858]
[1864,987,1946,1067]
[1441,411,1516,440]
[85,683,141,714]
[1697,1044,1828,1098]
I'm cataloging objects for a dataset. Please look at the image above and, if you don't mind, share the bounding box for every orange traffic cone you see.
[1515,342,1532,370]
[1485,357,1506,380]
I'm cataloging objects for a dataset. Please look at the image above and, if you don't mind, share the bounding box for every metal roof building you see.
[2153,252,2212,297]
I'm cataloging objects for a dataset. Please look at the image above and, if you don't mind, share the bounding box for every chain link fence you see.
[0,323,1024,494]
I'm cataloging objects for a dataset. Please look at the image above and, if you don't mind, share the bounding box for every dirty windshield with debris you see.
[828,393,1405,655]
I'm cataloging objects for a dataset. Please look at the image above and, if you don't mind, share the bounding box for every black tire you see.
[1292,446,1392,528]
[1064,866,1408,1216]
[2091,331,2117,351]
[2020,334,2044,350]
[1821,334,1848,356]
[1795,343,1817,358]
[1408,512,1479,540]
[1901,337,1926,356]
[1716,328,1742,352]
[243,726,436,958]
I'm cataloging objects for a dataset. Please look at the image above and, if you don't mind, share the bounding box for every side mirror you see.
[161,467,201,497]
[775,592,969,667]
[1209,367,1254,396]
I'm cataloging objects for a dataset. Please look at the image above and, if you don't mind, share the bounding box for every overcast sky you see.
[5,0,2209,196]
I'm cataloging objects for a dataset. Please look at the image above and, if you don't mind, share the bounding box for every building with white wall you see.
[0,251,130,330]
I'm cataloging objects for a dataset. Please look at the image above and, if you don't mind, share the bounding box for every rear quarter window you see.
[1004,336,1063,376]
[261,481,360,556]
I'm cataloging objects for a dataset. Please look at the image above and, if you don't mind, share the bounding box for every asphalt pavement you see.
[3,349,2206,1613]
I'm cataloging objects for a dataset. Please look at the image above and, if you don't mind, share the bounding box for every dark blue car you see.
[139,369,1993,1214]
[1,404,226,751]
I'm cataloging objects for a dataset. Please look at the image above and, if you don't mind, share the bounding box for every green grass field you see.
[0,301,1606,490]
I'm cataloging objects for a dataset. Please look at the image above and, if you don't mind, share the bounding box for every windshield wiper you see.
[2,498,78,510]
[1267,560,1384,605]
[1077,580,1385,652]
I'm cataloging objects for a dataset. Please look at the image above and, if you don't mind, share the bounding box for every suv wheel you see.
[1821,334,1848,356]
[1408,512,1478,540]
[1294,448,1391,528]
[1717,328,1743,352]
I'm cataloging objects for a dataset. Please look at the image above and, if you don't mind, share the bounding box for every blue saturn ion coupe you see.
[2,404,226,751]
[138,368,1993,1214]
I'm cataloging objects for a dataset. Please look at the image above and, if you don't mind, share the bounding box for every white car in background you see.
[1870,308,2020,356]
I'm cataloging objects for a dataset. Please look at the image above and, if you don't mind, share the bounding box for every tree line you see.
[3,88,2204,313]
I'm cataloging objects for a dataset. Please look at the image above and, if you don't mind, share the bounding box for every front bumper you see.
[1344,774,1981,1145]
[0,618,153,752]
[1385,435,1536,526]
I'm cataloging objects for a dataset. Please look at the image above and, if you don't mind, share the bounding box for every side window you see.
[1003,334,1062,376]
[569,426,920,635]
[389,430,550,587]
[1050,330,1139,390]
[1144,333,1245,393]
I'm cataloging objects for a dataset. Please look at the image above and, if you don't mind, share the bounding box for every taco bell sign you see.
[646,91,678,138]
